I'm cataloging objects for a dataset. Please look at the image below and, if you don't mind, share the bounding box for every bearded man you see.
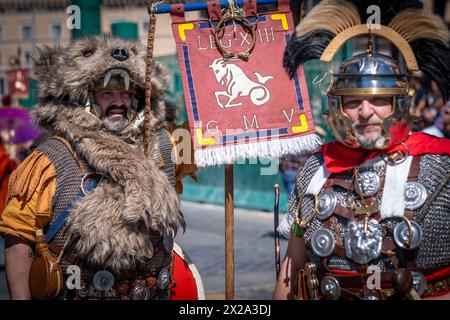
[0,35,188,300]
[274,0,450,300]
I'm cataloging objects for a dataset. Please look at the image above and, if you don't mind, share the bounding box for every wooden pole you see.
[225,164,234,300]
[274,184,281,280]
[144,6,157,157]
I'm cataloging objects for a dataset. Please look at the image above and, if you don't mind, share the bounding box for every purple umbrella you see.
[0,108,41,144]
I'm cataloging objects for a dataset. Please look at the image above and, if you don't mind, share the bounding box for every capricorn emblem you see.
[208,58,274,109]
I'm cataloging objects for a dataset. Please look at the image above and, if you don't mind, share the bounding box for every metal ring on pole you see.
[214,12,257,60]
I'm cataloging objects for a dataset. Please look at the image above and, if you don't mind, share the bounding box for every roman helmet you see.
[284,0,450,149]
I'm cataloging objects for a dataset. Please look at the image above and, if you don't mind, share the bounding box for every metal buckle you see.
[80,172,103,195]
[382,142,411,165]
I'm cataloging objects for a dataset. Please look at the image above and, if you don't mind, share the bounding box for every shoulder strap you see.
[42,136,99,243]
[45,174,101,244]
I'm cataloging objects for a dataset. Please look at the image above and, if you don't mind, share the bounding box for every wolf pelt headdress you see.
[284,0,450,149]
[31,35,184,273]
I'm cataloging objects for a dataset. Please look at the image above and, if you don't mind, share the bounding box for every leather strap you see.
[207,0,222,22]
[324,178,353,191]
[45,174,101,244]
[48,242,77,265]
[407,155,421,182]
[170,3,185,23]
[333,204,356,221]
[243,0,257,17]
[277,0,290,12]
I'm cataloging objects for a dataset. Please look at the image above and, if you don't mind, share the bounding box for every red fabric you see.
[321,132,450,174]
[171,7,315,154]
[425,266,450,282]
[329,269,359,275]
[0,144,15,216]
[170,251,199,300]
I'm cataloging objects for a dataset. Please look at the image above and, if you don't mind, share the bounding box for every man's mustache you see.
[352,121,382,129]
[105,105,128,117]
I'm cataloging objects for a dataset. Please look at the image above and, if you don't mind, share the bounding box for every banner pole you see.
[225,164,234,300]
[155,0,301,14]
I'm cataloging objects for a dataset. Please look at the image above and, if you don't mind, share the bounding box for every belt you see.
[75,275,162,300]
[115,276,159,300]
[318,268,450,300]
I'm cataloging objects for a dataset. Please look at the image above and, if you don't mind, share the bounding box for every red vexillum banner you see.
[6,68,29,100]
[171,0,320,167]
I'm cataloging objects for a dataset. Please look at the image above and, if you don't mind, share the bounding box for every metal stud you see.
[317,190,338,221]
[404,182,427,210]
[157,268,171,290]
[320,276,341,300]
[92,270,115,291]
[130,283,150,300]
[393,220,422,250]
[311,229,336,257]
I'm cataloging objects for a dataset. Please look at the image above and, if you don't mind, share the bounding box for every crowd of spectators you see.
[411,77,450,139]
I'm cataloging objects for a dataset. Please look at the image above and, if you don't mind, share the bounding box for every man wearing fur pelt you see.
[0,35,187,300]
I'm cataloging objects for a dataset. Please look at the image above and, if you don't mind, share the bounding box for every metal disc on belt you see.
[393,221,422,250]
[311,229,335,257]
[344,219,382,264]
[404,182,427,210]
[355,171,380,197]
[157,267,171,290]
[130,283,151,300]
[163,229,174,253]
[411,271,427,296]
[320,275,341,300]
[317,190,337,221]
[361,295,379,300]
[143,242,154,259]
[78,285,89,298]
[92,270,115,291]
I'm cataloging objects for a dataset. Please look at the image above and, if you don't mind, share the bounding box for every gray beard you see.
[352,124,385,150]
[101,116,128,133]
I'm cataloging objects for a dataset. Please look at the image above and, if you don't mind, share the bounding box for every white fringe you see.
[194,134,323,167]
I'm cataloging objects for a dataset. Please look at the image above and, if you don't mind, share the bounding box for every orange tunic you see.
[0,151,56,241]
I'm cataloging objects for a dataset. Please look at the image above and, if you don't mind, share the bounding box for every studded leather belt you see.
[318,267,449,300]
[115,276,159,300]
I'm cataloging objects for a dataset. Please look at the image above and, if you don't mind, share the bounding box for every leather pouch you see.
[29,230,64,300]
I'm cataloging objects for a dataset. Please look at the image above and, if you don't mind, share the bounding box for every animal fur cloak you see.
[31,35,184,273]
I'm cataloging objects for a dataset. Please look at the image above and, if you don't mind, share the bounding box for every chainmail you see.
[414,154,450,268]
[287,152,450,271]
[36,137,176,299]
[37,138,83,240]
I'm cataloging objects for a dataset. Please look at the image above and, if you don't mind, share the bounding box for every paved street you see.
[176,201,288,300]
[0,200,288,300]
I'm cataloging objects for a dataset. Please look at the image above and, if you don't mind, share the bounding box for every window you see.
[0,75,6,96]
[0,25,3,40]
[21,25,32,40]
[23,51,33,66]
[50,23,62,40]
[142,21,149,35]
